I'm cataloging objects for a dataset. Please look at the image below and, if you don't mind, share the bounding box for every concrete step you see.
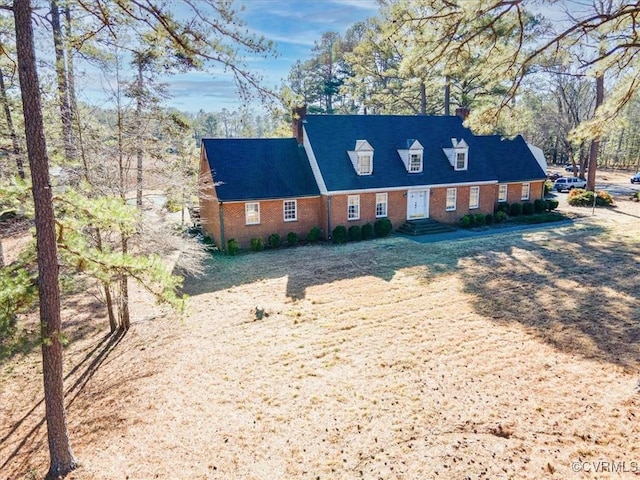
[397,218,457,236]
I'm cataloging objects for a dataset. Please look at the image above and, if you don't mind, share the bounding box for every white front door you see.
[407,190,429,219]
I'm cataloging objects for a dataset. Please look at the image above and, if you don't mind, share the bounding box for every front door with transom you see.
[407,189,429,219]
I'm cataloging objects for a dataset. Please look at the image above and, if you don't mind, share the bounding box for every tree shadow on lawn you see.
[460,227,640,371]
[179,236,459,300]
[0,329,126,476]
[181,222,639,371]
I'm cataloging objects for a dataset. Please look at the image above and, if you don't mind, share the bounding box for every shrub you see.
[348,225,362,241]
[268,233,281,249]
[596,190,615,206]
[632,192,640,202]
[545,199,559,211]
[485,213,494,225]
[509,202,522,216]
[473,213,485,226]
[307,226,321,243]
[544,180,554,195]
[534,199,546,213]
[461,214,472,228]
[522,202,535,215]
[202,235,216,253]
[495,202,510,214]
[567,189,614,207]
[250,237,264,252]
[494,211,508,223]
[227,238,240,255]
[287,231,298,246]
[374,217,393,237]
[332,225,348,244]
[164,197,182,213]
[361,223,374,240]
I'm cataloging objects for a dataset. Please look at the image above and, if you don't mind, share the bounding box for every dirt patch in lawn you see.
[1,199,639,479]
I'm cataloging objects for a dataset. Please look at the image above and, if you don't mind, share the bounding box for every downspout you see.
[327,195,332,240]
[219,201,225,250]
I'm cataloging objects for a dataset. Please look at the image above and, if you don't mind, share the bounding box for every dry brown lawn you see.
[2,185,640,479]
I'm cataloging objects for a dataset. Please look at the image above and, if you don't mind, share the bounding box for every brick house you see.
[199,112,547,249]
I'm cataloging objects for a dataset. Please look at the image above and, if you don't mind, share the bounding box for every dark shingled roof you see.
[202,138,320,201]
[302,115,545,191]
[474,134,547,183]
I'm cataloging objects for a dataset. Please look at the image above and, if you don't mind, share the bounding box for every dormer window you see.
[348,140,374,175]
[443,138,469,171]
[397,139,423,173]
[410,153,422,172]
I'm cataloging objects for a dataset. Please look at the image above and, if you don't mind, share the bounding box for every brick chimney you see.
[455,107,470,121]
[292,105,307,145]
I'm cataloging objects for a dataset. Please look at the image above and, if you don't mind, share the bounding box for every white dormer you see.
[348,140,374,175]
[397,139,424,173]
[443,138,469,171]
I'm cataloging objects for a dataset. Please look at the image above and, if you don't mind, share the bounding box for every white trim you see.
[397,140,424,173]
[445,188,457,211]
[302,126,329,194]
[527,142,548,173]
[347,195,360,220]
[348,140,374,176]
[498,184,508,202]
[407,189,429,219]
[245,202,260,225]
[326,180,497,196]
[283,199,297,222]
[375,192,388,218]
[469,186,480,209]
[220,195,321,205]
[521,182,530,200]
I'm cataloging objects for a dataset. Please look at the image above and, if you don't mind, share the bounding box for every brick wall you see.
[221,197,322,248]
[199,154,222,247]
[429,184,497,223]
[501,181,546,205]
[325,190,406,235]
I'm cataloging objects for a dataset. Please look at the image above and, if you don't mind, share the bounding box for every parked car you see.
[564,164,582,173]
[555,177,587,192]
[631,172,640,184]
[547,171,563,181]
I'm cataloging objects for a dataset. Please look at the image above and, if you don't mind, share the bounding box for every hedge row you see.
[461,199,559,228]
[332,218,392,244]
[227,225,322,255]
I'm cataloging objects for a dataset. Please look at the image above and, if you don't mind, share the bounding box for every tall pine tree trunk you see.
[136,61,143,209]
[13,1,77,477]
[444,75,451,116]
[586,74,604,191]
[115,61,131,331]
[0,63,25,179]
[50,0,74,162]
[95,229,117,332]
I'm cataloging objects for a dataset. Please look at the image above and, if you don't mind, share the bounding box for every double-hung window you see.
[359,155,372,175]
[446,188,457,211]
[348,195,360,220]
[245,202,260,225]
[455,152,466,170]
[375,193,388,218]
[498,184,508,202]
[521,183,530,200]
[409,153,422,173]
[283,200,297,221]
[469,186,480,209]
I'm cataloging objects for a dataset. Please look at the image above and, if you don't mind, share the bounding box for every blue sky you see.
[163,0,380,113]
